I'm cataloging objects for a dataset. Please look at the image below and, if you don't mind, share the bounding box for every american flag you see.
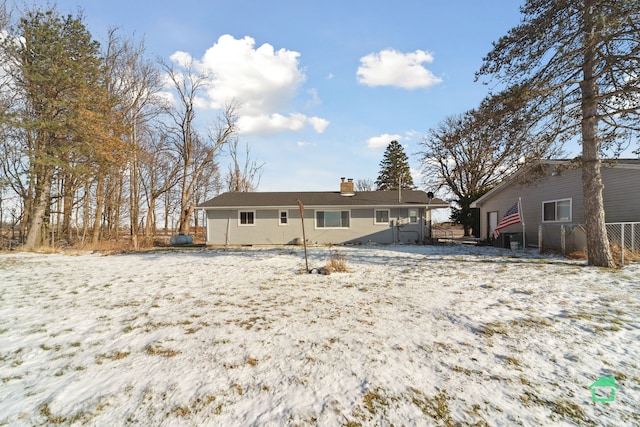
[493,201,521,239]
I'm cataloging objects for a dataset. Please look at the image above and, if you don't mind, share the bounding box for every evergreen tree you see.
[1,7,106,249]
[375,140,414,190]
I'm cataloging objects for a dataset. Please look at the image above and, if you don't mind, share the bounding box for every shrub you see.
[326,249,348,273]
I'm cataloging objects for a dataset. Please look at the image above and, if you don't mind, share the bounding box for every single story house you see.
[198,178,449,246]
[471,159,640,251]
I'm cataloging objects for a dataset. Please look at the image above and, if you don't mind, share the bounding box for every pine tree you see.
[375,140,414,190]
[2,7,105,249]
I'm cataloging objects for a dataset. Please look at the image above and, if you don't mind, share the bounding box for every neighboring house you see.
[471,159,640,250]
[198,178,449,246]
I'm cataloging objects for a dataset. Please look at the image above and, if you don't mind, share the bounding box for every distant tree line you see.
[0,4,259,249]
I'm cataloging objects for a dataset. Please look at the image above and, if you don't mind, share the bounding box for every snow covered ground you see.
[1,245,638,426]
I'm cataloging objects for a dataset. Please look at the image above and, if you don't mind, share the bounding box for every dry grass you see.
[72,238,155,253]
[326,249,348,273]
[0,226,206,254]
[568,244,640,267]
[610,244,640,265]
[144,344,180,358]
[565,249,587,260]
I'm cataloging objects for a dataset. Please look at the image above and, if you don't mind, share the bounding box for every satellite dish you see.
[427,191,434,200]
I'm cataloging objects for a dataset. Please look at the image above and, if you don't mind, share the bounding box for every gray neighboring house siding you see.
[471,159,640,249]
[198,190,448,246]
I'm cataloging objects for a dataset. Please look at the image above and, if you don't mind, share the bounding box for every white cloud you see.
[404,129,419,139]
[169,51,194,68]
[297,141,317,148]
[200,35,304,114]
[308,116,330,133]
[167,35,329,136]
[410,167,424,183]
[367,133,403,149]
[357,49,442,90]
[305,88,321,108]
[237,113,329,135]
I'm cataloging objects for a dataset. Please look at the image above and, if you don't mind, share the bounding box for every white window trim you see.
[279,210,288,226]
[408,209,418,223]
[238,210,256,226]
[374,209,390,225]
[315,210,351,229]
[542,198,572,223]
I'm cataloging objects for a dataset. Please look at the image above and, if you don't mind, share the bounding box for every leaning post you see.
[297,199,309,272]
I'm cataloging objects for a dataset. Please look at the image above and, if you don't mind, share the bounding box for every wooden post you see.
[297,199,309,272]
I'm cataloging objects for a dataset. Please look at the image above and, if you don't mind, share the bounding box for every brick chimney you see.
[340,177,355,196]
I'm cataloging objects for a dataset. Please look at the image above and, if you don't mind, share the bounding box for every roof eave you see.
[198,202,450,210]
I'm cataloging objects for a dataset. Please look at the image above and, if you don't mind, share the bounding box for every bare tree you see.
[193,153,222,233]
[138,126,181,237]
[103,29,163,247]
[225,138,264,192]
[161,57,236,234]
[420,88,560,236]
[354,178,374,191]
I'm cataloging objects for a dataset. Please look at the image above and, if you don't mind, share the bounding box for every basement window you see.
[239,210,255,226]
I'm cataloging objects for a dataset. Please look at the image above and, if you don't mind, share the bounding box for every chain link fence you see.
[539,222,640,265]
[606,222,640,265]
[538,223,586,255]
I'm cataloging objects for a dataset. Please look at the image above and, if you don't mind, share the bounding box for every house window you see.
[279,210,288,225]
[542,199,571,222]
[239,210,255,226]
[408,209,418,223]
[374,209,390,225]
[316,210,350,228]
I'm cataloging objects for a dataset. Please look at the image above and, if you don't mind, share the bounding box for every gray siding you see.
[205,207,427,245]
[477,165,640,248]
[601,167,640,222]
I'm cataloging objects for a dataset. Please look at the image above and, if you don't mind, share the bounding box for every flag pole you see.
[519,197,525,249]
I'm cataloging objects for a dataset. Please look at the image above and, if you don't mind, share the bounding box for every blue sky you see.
[28,1,528,193]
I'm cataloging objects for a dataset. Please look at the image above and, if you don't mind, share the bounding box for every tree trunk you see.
[177,164,192,234]
[82,183,90,242]
[164,190,170,234]
[62,176,75,242]
[24,168,53,250]
[21,165,35,242]
[114,172,124,241]
[145,196,156,237]
[178,204,192,234]
[130,144,139,248]
[580,1,615,268]
[92,173,106,244]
